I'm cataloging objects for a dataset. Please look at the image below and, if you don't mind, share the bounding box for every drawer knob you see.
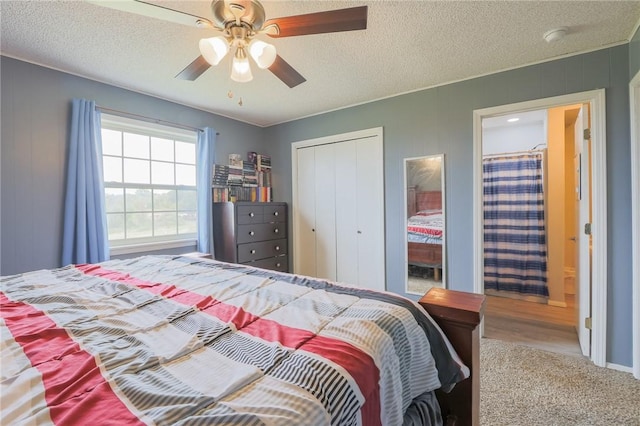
[275,246,280,251]
[276,263,281,267]
[250,249,256,254]
[274,228,279,234]
[249,231,255,236]
[274,211,279,216]
[250,212,255,217]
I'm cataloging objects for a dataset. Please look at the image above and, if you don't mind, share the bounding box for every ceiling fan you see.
[88,0,368,88]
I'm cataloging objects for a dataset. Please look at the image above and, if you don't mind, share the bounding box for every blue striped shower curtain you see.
[483,152,549,299]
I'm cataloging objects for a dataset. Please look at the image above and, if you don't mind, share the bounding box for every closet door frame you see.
[291,127,385,287]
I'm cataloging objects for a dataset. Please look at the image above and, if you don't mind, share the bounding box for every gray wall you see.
[1,43,636,367]
[631,26,640,79]
[265,45,633,367]
[0,56,268,275]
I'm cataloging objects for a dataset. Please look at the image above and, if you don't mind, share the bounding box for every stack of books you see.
[258,169,272,187]
[211,152,273,203]
[212,164,229,187]
[257,154,271,170]
[212,187,229,202]
[227,165,243,187]
[242,161,258,187]
[257,186,271,202]
[212,164,230,202]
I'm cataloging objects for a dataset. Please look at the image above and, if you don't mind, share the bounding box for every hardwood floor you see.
[483,294,584,357]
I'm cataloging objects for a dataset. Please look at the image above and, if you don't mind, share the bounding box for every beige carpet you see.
[480,338,640,425]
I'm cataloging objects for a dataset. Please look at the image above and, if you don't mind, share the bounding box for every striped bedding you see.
[408,210,443,245]
[1,255,468,425]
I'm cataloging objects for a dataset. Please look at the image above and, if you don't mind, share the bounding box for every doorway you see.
[472,90,608,367]
[480,106,584,357]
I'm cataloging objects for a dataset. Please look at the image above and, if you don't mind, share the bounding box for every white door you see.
[296,147,317,277]
[355,137,385,291]
[574,104,592,357]
[335,141,359,285]
[314,144,337,281]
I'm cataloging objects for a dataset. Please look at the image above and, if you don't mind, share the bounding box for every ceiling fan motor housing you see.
[211,0,266,32]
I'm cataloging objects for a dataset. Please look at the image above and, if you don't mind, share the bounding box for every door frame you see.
[472,89,607,367]
[290,127,384,276]
[630,70,640,380]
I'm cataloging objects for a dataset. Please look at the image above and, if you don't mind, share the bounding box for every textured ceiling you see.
[2,1,640,127]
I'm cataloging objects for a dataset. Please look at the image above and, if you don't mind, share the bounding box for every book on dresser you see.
[212,202,288,273]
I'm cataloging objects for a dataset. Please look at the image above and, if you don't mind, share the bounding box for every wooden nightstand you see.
[419,288,486,426]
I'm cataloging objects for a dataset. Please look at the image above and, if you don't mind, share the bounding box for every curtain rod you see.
[482,149,546,159]
[96,106,219,135]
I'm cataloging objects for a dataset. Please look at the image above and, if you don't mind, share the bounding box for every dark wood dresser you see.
[212,202,288,272]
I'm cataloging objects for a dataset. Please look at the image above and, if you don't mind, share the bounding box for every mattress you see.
[1,255,467,425]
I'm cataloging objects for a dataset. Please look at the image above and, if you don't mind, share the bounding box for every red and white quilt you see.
[1,255,466,425]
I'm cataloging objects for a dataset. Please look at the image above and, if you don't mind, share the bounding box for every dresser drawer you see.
[237,238,287,263]
[237,223,286,244]
[237,205,264,224]
[263,204,286,223]
[251,256,288,272]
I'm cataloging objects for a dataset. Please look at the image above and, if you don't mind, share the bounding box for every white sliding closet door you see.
[296,147,317,277]
[314,144,337,281]
[355,138,385,291]
[335,141,359,285]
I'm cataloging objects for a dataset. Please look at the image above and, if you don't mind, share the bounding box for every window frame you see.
[100,114,199,255]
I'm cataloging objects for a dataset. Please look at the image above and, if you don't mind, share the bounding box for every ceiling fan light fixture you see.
[248,39,277,69]
[231,46,253,82]
[199,36,229,66]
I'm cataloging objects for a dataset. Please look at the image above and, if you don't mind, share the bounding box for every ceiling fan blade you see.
[268,55,306,88]
[263,6,367,38]
[175,56,211,81]
[86,0,215,28]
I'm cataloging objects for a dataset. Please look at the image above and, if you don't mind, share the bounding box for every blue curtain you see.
[483,152,549,299]
[62,99,109,265]
[197,127,216,255]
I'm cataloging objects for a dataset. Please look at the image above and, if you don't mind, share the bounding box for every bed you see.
[407,187,444,281]
[1,255,483,425]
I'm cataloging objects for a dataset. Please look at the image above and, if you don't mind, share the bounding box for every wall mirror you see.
[404,154,446,294]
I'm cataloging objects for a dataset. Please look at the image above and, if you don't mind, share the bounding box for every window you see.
[101,114,198,254]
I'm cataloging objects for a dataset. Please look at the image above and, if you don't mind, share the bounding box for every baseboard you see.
[548,300,567,308]
[606,362,633,374]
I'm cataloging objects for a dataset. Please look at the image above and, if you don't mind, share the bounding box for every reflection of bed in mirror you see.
[407,186,443,281]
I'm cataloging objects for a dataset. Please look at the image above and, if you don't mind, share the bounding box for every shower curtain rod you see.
[482,148,546,159]
[96,106,220,135]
